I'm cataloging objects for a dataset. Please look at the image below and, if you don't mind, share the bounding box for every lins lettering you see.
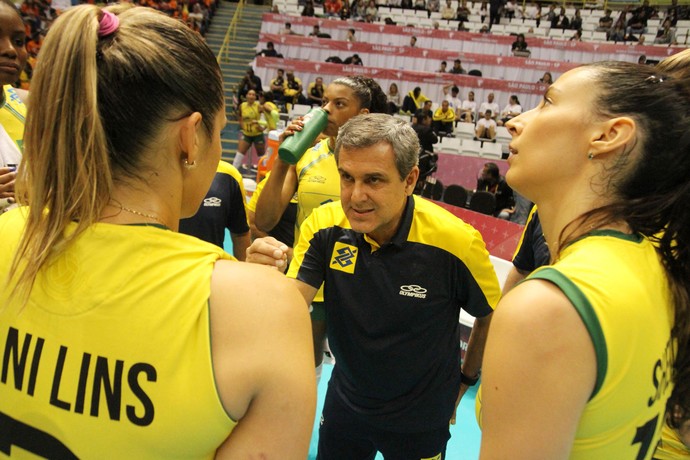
[1,326,157,455]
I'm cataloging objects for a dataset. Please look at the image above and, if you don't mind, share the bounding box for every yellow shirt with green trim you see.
[294,138,339,302]
[481,230,673,459]
[0,85,26,165]
[654,422,690,459]
[0,208,237,458]
[288,195,500,431]
[240,101,263,136]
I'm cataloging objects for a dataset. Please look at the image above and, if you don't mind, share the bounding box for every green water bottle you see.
[278,107,329,165]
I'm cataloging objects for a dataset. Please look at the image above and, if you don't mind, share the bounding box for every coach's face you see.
[338,142,418,246]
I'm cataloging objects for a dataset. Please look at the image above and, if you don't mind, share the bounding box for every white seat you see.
[455,122,475,140]
[591,31,607,41]
[461,139,481,156]
[480,141,503,159]
[289,103,311,118]
[440,136,463,155]
[495,126,511,145]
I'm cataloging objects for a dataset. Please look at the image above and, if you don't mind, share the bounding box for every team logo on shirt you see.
[330,242,358,274]
[203,197,221,207]
[399,284,427,299]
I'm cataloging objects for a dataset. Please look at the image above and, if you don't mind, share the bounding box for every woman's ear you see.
[178,112,203,165]
[588,116,636,158]
[359,107,370,115]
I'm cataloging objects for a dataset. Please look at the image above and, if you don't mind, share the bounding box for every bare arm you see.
[230,232,251,261]
[210,261,316,459]
[479,280,596,459]
[254,159,297,232]
[501,266,529,296]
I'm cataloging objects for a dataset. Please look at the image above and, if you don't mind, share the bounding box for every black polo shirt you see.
[288,195,500,432]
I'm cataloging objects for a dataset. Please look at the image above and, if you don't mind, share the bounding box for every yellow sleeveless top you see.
[0,208,237,458]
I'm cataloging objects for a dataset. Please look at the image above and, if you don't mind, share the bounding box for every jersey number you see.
[632,414,659,460]
[0,410,77,459]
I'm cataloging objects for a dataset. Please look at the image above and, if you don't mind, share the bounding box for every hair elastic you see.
[98,11,120,38]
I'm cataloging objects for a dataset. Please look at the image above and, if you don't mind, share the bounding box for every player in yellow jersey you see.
[479,62,690,459]
[0,5,315,458]
[254,75,388,381]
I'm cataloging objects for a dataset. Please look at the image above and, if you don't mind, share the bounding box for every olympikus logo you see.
[203,197,222,207]
[399,284,427,299]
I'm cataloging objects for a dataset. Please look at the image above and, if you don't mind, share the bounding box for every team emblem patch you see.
[330,242,358,274]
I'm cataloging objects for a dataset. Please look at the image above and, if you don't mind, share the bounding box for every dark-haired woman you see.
[479,62,690,458]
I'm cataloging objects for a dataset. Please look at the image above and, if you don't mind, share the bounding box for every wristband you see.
[460,371,479,386]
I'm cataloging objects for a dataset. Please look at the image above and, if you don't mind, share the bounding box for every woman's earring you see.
[587,152,594,160]
[184,159,197,169]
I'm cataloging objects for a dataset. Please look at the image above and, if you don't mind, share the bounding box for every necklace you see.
[119,205,167,227]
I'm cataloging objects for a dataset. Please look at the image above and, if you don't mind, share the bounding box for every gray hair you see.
[334,113,419,179]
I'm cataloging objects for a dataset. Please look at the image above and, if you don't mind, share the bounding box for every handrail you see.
[217,0,246,64]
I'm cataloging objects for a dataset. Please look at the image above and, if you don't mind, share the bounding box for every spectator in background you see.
[309,24,321,37]
[237,67,262,101]
[475,110,497,141]
[259,91,280,131]
[570,8,582,30]
[427,0,440,13]
[504,0,516,19]
[413,110,438,152]
[475,162,514,218]
[655,17,678,44]
[489,0,503,27]
[551,7,569,29]
[302,0,316,16]
[307,77,325,106]
[414,0,426,11]
[511,33,528,53]
[443,84,463,114]
[387,82,402,114]
[346,28,357,42]
[538,71,553,85]
[256,41,282,58]
[597,8,614,32]
[456,0,470,22]
[409,35,417,47]
[460,90,477,123]
[545,3,557,23]
[270,68,286,106]
[284,71,308,107]
[437,61,448,72]
[340,2,352,19]
[433,100,456,135]
[569,29,583,41]
[324,0,343,17]
[365,0,378,19]
[402,86,429,114]
[343,53,363,65]
[498,94,521,126]
[280,21,298,35]
[441,0,455,19]
[480,92,500,120]
[449,58,467,74]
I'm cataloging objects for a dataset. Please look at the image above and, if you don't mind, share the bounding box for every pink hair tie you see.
[98,11,119,38]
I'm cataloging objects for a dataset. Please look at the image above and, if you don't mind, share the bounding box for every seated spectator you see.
[324,0,343,17]
[309,24,321,36]
[655,18,678,44]
[498,94,522,126]
[409,35,417,47]
[545,3,557,24]
[270,68,285,106]
[441,0,455,19]
[475,162,514,219]
[256,41,282,58]
[413,0,426,11]
[427,0,440,13]
[340,2,352,19]
[433,100,455,135]
[479,92,499,119]
[237,67,262,101]
[522,0,539,21]
[475,110,497,141]
[279,22,298,35]
[365,0,378,19]
[511,33,528,53]
[384,16,397,25]
[382,83,400,114]
[459,90,477,123]
[343,53,363,65]
[597,8,614,32]
[449,58,466,74]
[307,77,325,106]
[346,28,357,42]
[504,0,516,19]
[538,71,553,85]
[626,11,647,39]
[442,84,462,115]
[412,110,438,152]
[455,0,470,21]
[458,21,470,31]
[570,8,582,30]
[401,86,429,114]
[551,7,569,29]
[437,61,447,72]
[609,21,626,42]
[283,71,307,107]
[302,0,316,16]
[479,24,491,33]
